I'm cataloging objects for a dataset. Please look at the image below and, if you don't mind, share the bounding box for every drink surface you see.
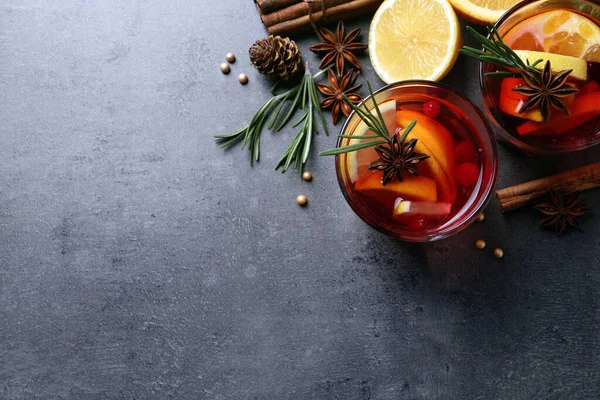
[490,9,600,146]
[341,97,484,232]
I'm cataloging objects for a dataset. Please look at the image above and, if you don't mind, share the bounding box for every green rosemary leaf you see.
[399,119,417,144]
[485,71,520,78]
[276,84,303,131]
[214,126,247,148]
[301,112,312,163]
[367,80,390,140]
[252,133,260,162]
[243,99,273,149]
[359,89,388,140]
[312,67,330,80]
[467,27,502,58]
[531,58,544,68]
[341,94,380,135]
[268,95,289,130]
[477,55,516,69]
[284,121,307,171]
[308,75,328,135]
[342,96,372,120]
[337,134,379,139]
[459,46,487,56]
[496,41,527,69]
[489,25,502,41]
[301,76,308,109]
[285,132,303,170]
[276,131,298,169]
[292,112,308,128]
[320,140,387,156]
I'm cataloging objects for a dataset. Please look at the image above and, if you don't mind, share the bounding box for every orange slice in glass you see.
[354,174,438,204]
[503,10,600,62]
[396,110,457,203]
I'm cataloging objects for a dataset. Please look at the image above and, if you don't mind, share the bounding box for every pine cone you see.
[249,36,304,81]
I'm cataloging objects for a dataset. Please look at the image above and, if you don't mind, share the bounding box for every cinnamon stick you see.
[256,0,302,14]
[496,162,600,212]
[260,0,352,27]
[267,0,383,35]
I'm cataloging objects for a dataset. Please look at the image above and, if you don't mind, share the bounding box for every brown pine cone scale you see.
[249,35,303,81]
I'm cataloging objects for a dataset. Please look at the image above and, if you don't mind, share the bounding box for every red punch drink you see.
[480,0,600,154]
[335,81,497,242]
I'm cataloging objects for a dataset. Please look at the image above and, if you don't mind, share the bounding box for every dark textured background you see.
[1,1,600,399]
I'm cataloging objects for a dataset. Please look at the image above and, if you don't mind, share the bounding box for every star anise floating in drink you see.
[533,190,591,235]
[316,69,363,124]
[513,60,578,122]
[309,21,368,76]
[369,126,430,186]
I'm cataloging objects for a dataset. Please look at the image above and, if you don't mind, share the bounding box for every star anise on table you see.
[316,69,362,124]
[513,60,578,122]
[533,190,592,235]
[369,132,430,186]
[309,21,368,76]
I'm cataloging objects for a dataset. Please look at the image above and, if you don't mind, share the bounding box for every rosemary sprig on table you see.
[275,66,328,173]
[214,64,328,173]
[459,26,543,78]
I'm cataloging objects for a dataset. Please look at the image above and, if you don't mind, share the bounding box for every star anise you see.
[533,190,591,235]
[513,60,578,122]
[316,69,362,124]
[369,133,430,186]
[309,21,368,76]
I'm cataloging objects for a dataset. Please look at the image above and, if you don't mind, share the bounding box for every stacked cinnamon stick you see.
[255,0,383,35]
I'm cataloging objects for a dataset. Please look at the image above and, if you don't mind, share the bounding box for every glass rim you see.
[478,0,600,154]
[334,79,499,242]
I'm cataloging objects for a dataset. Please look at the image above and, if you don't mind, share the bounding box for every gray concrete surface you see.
[1,1,600,399]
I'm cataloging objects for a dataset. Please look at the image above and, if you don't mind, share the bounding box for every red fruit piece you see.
[408,217,426,231]
[501,78,529,101]
[516,92,600,136]
[423,101,441,118]
[499,78,544,122]
[455,141,476,163]
[456,162,479,187]
[579,81,600,95]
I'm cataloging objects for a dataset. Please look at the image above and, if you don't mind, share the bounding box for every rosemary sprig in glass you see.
[459,25,578,122]
[320,81,413,156]
[458,26,543,78]
[214,64,328,173]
